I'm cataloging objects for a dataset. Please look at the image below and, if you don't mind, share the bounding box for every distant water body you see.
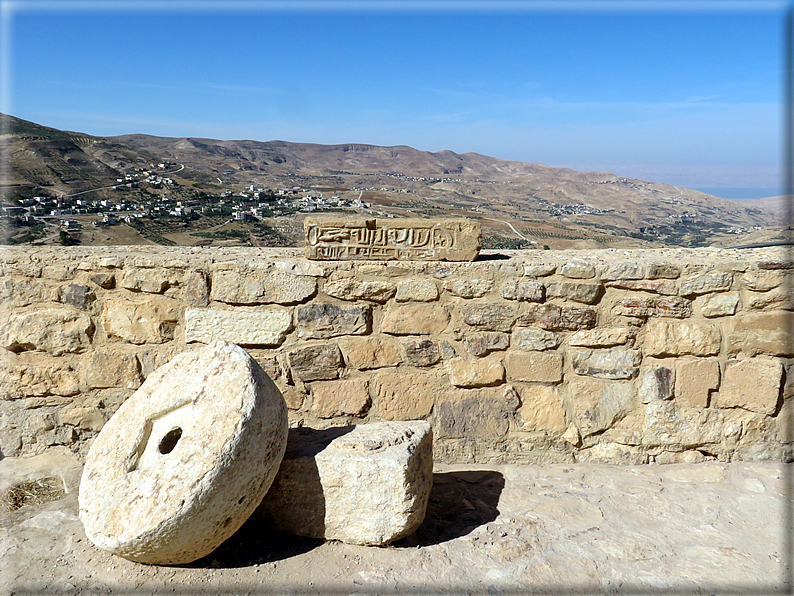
[692,187,783,200]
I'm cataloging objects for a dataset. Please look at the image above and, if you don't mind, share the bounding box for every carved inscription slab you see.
[304,217,481,261]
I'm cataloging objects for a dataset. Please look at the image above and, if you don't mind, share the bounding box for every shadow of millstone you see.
[394,470,504,547]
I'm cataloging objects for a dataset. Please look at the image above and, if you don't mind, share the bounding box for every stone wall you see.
[1,245,791,464]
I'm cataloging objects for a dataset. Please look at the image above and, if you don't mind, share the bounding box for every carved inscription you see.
[304,217,481,261]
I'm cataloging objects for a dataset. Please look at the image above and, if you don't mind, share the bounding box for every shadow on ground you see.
[394,469,504,547]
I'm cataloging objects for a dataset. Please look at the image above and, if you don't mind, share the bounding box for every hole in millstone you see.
[238,496,246,505]
[158,428,183,454]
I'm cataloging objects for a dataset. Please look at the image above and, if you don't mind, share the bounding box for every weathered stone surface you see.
[512,328,560,351]
[433,386,519,439]
[699,292,740,317]
[746,288,794,310]
[287,344,342,382]
[601,263,643,281]
[381,304,450,335]
[718,358,782,415]
[0,359,80,399]
[83,350,142,390]
[505,351,563,383]
[460,302,517,332]
[295,303,371,339]
[120,268,171,294]
[395,279,439,302]
[647,263,681,279]
[568,378,634,437]
[465,332,510,356]
[310,378,370,418]
[257,422,432,545]
[500,279,544,302]
[612,296,692,319]
[570,348,641,380]
[338,336,402,369]
[89,272,115,289]
[59,406,106,432]
[643,319,721,357]
[304,216,481,261]
[638,366,673,403]
[0,278,56,306]
[373,370,445,420]
[605,279,678,295]
[185,307,292,347]
[679,272,733,296]
[568,328,632,347]
[560,260,596,279]
[675,359,719,408]
[523,263,556,277]
[211,269,316,305]
[0,308,93,355]
[517,384,565,432]
[444,278,493,298]
[401,338,442,367]
[545,282,603,304]
[643,401,723,447]
[324,278,396,302]
[742,269,785,292]
[181,271,209,307]
[446,357,505,388]
[59,284,95,309]
[516,303,596,331]
[103,296,180,345]
[78,341,288,564]
[728,312,793,356]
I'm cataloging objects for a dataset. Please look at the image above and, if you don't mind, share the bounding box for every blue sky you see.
[3,0,789,197]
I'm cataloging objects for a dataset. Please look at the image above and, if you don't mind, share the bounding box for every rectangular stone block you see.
[184,307,292,346]
[446,357,505,388]
[545,282,603,304]
[516,303,596,331]
[287,343,342,382]
[505,351,563,383]
[718,358,782,415]
[304,217,480,261]
[257,422,433,546]
[295,303,370,339]
[211,268,317,305]
[570,348,641,380]
[338,336,402,369]
[612,296,692,319]
[381,304,450,335]
[310,378,371,418]
[728,312,794,356]
[643,319,721,357]
[675,358,719,408]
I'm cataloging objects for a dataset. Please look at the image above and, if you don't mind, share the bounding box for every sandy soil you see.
[1,449,789,595]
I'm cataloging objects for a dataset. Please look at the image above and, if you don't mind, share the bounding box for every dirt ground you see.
[1,449,790,595]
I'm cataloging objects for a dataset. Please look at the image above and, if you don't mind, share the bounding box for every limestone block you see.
[679,272,733,296]
[373,370,445,420]
[512,328,560,351]
[446,357,505,388]
[568,328,632,347]
[0,278,56,306]
[500,279,544,302]
[181,271,209,307]
[444,278,493,298]
[432,386,519,439]
[310,378,371,418]
[89,272,115,289]
[747,288,794,310]
[287,344,342,382]
[460,302,517,332]
[604,279,678,295]
[638,366,673,403]
[611,296,692,319]
[83,350,142,390]
[103,296,180,345]
[516,303,596,331]
[185,307,291,347]
[59,407,106,432]
[464,332,509,356]
[517,384,566,432]
[295,303,370,339]
[718,358,782,415]
[381,304,450,335]
[546,282,603,304]
[0,308,93,356]
[728,312,794,356]
[505,351,563,383]
[568,378,634,437]
[0,359,80,399]
[560,260,596,279]
[642,401,723,447]
[675,359,719,408]
[601,263,643,281]
[395,279,439,302]
[324,279,396,303]
[647,263,681,279]
[120,268,171,294]
[742,269,785,292]
[699,292,740,317]
[257,422,433,546]
[59,284,95,309]
[643,319,721,357]
[570,348,641,380]
[78,341,288,564]
[304,216,480,261]
[338,336,402,369]
[211,269,316,305]
[523,263,556,277]
[401,338,441,367]
[274,260,325,277]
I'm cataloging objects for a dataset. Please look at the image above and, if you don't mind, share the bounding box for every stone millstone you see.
[78,341,288,565]
[256,421,433,546]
